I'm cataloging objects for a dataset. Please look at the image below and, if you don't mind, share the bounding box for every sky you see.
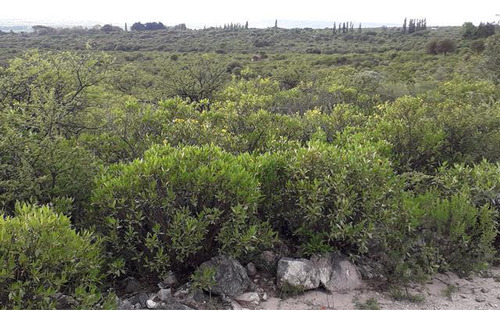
[1,0,499,28]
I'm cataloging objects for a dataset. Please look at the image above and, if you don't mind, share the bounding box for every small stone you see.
[118,300,134,310]
[158,288,172,302]
[146,299,157,309]
[481,288,490,293]
[497,295,500,300]
[460,294,467,299]
[230,299,242,310]
[475,296,486,303]
[235,292,260,305]
[262,293,268,301]
[134,303,141,309]
[159,272,178,289]
[246,262,258,277]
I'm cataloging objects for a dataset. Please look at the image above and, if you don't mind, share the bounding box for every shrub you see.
[402,190,497,274]
[91,144,276,279]
[0,203,113,309]
[256,139,400,257]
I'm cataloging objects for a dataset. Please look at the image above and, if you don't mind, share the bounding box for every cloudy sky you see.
[2,0,499,28]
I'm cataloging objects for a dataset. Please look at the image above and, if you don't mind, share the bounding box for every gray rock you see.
[118,299,135,310]
[154,301,194,310]
[277,257,320,291]
[311,252,363,293]
[475,296,486,302]
[158,288,173,302]
[481,288,490,293]
[121,277,142,294]
[234,292,260,305]
[230,299,243,310]
[146,299,157,309]
[128,292,149,308]
[258,251,279,271]
[159,272,178,289]
[197,255,251,297]
[246,262,258,277]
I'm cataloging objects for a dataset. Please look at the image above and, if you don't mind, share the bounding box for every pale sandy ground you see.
[256,266,500,310]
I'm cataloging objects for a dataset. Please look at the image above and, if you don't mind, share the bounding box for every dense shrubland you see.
[0,24,499,308]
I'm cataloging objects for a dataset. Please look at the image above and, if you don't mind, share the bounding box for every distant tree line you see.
[131,22,166,31]
[222,22,249,30]
[402,18,427,34]
[462,22,496,39]
[332,22,357,34]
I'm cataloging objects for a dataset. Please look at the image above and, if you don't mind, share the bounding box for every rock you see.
[173,283,190,298]
[481,288,490,293]
[235,292,260,305]
[158,288,173,302]
[128,292,149,308]
[475,296,486,302]
[121,277,142,294]
[146,299,157,309]
[262,293,268,301]
[497,295,500,300]
[154,301,194,310]
[230,299,243,310]
[258,250,279,272]
[460,294,467,299]
[197,255,251,297]
[246,262,258,277]
[159,272,178,289]
[277,257,320,291]
[311,252,363,293]
[118,299,134,310]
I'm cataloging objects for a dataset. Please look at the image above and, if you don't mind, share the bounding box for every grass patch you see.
[442,284,458,299]
[354,297,381,310]
[278,282,306,299]
[389,287,426,303]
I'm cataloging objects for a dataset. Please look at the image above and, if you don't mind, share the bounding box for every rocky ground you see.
[257,268,500,310]
[117,253,500,311]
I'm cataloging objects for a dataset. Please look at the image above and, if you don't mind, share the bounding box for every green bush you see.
[0,203,113,309]
[256,139,400,257]
[402,190,497,274]
[91,144,276,279]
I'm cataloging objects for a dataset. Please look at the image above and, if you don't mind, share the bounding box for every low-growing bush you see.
[256,139,400,257]
[91,144,276,280]
[0,203,113,309]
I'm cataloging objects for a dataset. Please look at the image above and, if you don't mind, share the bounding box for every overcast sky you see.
[2,0,499,28]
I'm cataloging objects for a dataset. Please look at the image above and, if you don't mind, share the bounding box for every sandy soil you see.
[256,266,500,310]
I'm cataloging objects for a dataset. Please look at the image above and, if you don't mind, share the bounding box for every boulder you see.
[197,255,251,297]
[311,252,363,293]
[276,258,320,291]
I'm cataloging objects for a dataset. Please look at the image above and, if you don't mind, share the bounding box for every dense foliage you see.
[0,203,114,309]
[0,23,499,308]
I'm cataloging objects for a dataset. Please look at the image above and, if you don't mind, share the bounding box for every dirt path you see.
[257,266,500,310]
